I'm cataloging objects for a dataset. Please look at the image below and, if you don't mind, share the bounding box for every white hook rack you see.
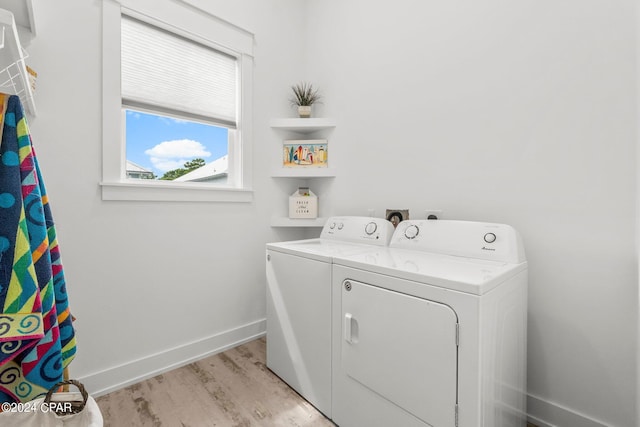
[0,8,36,117]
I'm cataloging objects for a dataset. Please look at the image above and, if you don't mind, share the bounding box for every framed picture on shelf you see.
[283,139,328,168]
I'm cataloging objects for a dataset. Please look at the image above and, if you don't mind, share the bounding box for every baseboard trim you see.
[81,318,266,397]
[527,393,609,427]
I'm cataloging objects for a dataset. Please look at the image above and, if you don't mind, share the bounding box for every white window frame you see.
[101,0,253,202]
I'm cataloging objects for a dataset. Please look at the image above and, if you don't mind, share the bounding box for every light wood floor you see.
[97,337,539,427]
[96,337,334,426]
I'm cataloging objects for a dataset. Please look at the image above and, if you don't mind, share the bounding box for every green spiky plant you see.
[289,82,321,106]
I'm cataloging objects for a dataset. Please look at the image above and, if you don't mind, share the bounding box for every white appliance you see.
[266,216,395,417]
[331,220,528,427]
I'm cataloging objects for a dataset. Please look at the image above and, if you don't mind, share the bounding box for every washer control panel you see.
[390,220,525,264]
[321,216,395,246]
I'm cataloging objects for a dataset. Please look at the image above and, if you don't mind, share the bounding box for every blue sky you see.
[125,109,228,178]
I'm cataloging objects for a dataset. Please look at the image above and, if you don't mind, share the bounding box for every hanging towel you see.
[0,94,76,404]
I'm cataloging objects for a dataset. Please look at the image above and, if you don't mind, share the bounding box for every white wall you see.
[25,0,308,395]
[19,0,638,425]
[305,1,637,426]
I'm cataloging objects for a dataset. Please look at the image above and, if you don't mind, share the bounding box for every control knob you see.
[404,224,419,239]
[337,223,344,230]
[484,232,497,243]
[365,222,377,235]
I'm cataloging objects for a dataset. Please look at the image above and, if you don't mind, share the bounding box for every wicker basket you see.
[0,379,103,426]
[44,379,89,415]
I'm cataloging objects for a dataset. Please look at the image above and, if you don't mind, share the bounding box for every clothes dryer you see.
[266,216,394,417]
[331,220,528,427]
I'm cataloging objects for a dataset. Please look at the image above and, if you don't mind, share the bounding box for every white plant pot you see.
[298,105,312,118]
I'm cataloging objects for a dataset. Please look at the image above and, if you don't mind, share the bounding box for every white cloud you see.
[144,139,211,172]
[145,139,211,159]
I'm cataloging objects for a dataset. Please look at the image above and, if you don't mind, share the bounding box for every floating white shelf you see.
[270,117,337,228]
[271,168,337,178]
[0,8,35,116]
[270,118,336,133]
[270,217,327,228]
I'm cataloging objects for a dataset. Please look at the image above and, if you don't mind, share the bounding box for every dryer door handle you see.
[344,313,354,344]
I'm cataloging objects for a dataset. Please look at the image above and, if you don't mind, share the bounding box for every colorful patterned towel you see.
[0,94,76,403]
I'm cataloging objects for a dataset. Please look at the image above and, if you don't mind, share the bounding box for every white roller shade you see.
[121,15,237,127]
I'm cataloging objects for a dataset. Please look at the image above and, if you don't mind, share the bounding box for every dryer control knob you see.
[338,223,344,230]
[365,222,377,235]
[484,232,497,243]
[404,224,419,240]
[330,222,336,229]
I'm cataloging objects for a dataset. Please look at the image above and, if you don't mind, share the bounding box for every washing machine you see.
[331,220,528,427]
[266,216,395,417]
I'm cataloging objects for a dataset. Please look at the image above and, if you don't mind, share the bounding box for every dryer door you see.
[341,279,458,426]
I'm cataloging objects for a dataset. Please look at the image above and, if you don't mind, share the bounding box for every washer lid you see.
[334,247,527,295]
[266,217,396,261]
[267,238,384,262]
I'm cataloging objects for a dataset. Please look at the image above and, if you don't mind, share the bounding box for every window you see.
[124,109,229,183]
[101,0,254,202]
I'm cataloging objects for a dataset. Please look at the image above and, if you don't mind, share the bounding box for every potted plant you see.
[290,82,321,118]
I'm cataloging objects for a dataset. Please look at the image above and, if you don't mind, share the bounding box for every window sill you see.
[100,181,253,203]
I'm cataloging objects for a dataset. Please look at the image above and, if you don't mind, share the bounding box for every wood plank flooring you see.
[97,337,539,427]
[96,337,334,426]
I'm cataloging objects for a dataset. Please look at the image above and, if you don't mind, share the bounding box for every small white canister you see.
[289,187,318,219]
